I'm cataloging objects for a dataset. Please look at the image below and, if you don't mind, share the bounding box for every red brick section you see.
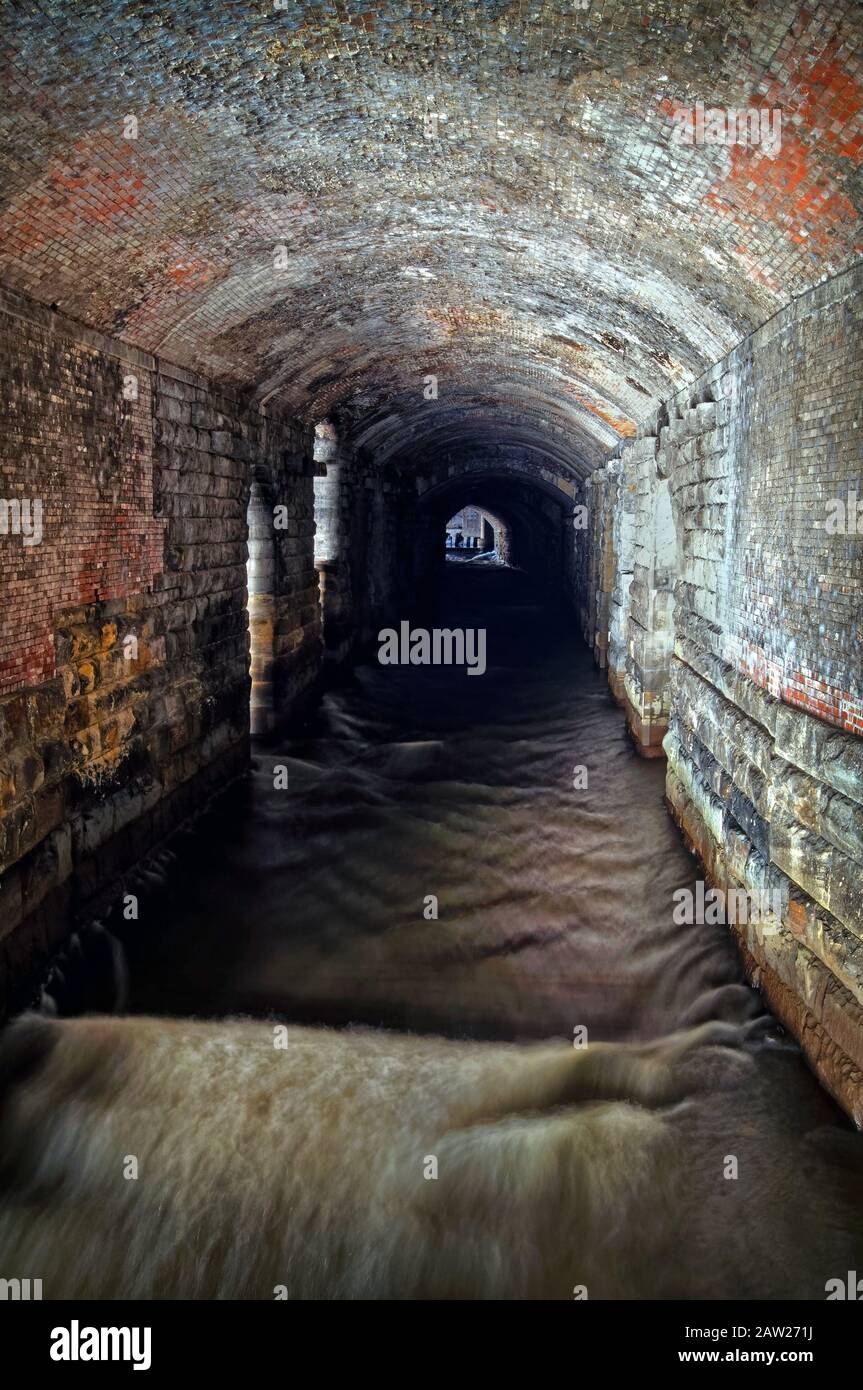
[733,637,863,735]
[705,8,863,263]
[0,289,322,1019]
[0,304,165,696]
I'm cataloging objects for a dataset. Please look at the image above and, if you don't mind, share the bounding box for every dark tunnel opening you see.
[408,469,581,624]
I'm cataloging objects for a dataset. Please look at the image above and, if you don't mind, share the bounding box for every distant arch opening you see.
[411,471,571,609]
[443,504,512,565]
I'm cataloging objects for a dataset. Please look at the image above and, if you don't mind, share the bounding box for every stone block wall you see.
[314,440,423,664]
[581,463,622,671]
[586,263,863,1121]
[362,467,421,637]
[313,432,368,667]
[0,287,319,1012]
[580,470,604,657]
[624,435,676,754]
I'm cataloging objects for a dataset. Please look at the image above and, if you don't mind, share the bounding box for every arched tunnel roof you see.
[419,465,575,513]
[1,0,861,481]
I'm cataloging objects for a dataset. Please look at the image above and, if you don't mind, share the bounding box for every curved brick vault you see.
[0,0,862,1133]
[1,0,862,480]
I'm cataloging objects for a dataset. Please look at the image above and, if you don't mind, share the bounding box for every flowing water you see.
[47,566,863,1298]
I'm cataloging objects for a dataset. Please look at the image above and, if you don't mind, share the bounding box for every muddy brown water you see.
[43,567,863,1298]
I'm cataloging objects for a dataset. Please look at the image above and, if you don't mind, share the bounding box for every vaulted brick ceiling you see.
[1,0,861,479]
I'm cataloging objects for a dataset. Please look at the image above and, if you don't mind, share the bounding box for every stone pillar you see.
[314,458,356,665]
[606,459,635,697]
[622,433,676,755]
[247,480,276,736]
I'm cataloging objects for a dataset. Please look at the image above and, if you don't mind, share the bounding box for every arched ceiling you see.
[1,0,861,480]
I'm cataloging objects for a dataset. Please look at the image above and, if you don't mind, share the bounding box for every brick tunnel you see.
[0,0,862,1315]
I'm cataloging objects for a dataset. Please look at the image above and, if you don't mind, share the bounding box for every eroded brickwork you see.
[588,264,863,1120]
[0,290,164,694]
[0,290,321,1012]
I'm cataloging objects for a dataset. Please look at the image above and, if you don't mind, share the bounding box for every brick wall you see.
[0,294,164,694]
[585,263,863,1121]
[724,269,863,733]
[0,287,320,1012]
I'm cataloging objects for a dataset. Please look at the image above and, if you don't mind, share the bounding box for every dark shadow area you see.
[410,471,573,612]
